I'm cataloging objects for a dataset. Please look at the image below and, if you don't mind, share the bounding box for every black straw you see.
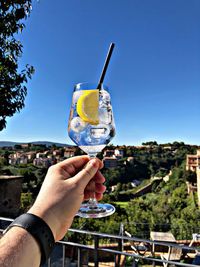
[97,43,115,89]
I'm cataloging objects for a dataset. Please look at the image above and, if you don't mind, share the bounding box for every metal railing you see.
[1,217,200,267]
[119,222,200,241]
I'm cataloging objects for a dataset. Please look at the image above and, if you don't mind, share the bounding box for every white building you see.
[114,149,124,158]
[33,158,55,168]
[64,148,75,158]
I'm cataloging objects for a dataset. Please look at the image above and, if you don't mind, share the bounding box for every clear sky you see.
[0,0,200,146]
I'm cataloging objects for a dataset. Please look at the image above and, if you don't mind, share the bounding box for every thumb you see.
[73,158,100,188]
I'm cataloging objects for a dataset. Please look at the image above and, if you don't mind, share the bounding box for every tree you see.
[183,170,197,184]
[0,1,34,130]
[142,141,158,146]
[0,156,7,168]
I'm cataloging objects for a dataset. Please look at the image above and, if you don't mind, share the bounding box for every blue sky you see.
[0,0,200,146]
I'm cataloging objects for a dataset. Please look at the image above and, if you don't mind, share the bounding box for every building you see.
[9,153,28,165]
[36,152,48,159]
[33,157,56,168]
[103,157,118,169]
[186,150,200,172]
[131,180,141,187]
[111,185,117,192]
[127,157,134,163]
[186,181,197,194]
[114,149,124,158]
[197,167,200,207]
[53,150,62,156]
[103,150,115,157]
[26,152,36,160]
[186,149,200,206]
[21,143,29,148]
[64,148,75,158]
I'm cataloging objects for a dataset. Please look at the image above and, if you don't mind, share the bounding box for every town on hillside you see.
[0,141,200,242]
[0,141,200,266]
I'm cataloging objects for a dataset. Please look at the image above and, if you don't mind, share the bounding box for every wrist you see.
[28,205,60,241]
[3,213,55,266]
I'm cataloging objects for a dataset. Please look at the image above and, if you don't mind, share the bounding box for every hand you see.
[28,156,106,241]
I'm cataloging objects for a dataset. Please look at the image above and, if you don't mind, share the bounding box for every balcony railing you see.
[0,217,200,267]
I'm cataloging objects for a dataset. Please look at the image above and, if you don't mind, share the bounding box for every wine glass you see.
[68,82,116,218]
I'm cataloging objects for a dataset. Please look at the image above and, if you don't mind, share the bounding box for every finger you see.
[97,159,104,170]
[55,156,90,179]
[95,183,106,193]
[57,156,103,178]
[95,192,104,201]
[84,172,105,192]
[84,183,106,195]
[73,158,100,188]
[93,171,106,183]
[85,179,95,192]
[84,171,105,189]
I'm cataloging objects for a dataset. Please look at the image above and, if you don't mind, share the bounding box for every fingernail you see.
[89,159,98,168]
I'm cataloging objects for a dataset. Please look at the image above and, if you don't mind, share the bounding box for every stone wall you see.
[0,176,23,218]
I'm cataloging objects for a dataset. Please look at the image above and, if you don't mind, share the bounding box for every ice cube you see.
[100,89,110,103]
[99,107,112,124]
[70,117,87,133]
[72,91,83,105]
[83,130,93,144]
[99,90,111,108]
[90,124,110,139]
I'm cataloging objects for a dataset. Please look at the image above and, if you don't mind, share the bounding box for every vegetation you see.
[0,141,200,241]
[0,0,34,130]
[69,142,200,241]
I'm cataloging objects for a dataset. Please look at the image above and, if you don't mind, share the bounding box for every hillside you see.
[0,141,71,148]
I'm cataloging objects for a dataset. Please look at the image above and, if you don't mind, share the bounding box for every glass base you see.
[77,203,115,218]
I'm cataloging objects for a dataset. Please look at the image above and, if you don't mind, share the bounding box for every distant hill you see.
[0,141,72,148]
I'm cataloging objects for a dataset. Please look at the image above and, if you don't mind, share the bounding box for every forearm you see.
[0,227,41,267]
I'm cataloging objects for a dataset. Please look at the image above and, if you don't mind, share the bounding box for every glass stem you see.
[88,193,98,208]
[88,154,98,208]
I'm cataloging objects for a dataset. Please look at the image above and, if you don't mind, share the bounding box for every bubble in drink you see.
[70,117,87,133]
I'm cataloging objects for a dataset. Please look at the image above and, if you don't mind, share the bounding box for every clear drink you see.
[68,83,115,156]
[68,82,116,218]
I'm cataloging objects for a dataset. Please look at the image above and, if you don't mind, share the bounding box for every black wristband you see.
[4,213,55,266]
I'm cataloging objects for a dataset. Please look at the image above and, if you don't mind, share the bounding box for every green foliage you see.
[0,157,7,168]
[103,168,122,186]
[0,0,34,130]
[115,202,129,209]
[183,170,197,184]
[1,141,200,240]
[1,164,47,199]
[19,165,47,197]
[21,192,33,211]
[124,163,200,239]
[142,141,158,146]
[68,203,128,243]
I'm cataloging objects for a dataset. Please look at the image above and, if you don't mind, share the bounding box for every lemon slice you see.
[77,90,99,125]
